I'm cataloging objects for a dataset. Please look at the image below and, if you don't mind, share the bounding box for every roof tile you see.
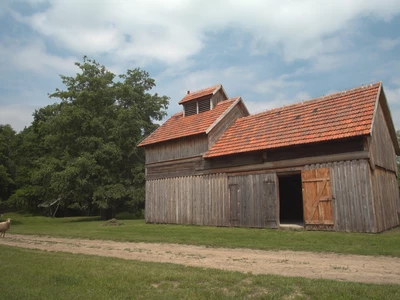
[204,82,381,158]
[138,98,238,147]
[178,84,221,104]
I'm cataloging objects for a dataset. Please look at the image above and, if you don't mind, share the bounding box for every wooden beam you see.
[145,155,204,167]
[198,151,370,175]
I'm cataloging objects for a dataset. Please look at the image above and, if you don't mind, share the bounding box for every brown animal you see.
[0,218,11,237]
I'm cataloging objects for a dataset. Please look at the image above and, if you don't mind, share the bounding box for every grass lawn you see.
[2,212,400,257]
[1,244,399,300]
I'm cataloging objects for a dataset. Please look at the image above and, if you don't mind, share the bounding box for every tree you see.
[10,57,169,218]
[0,124,16,205]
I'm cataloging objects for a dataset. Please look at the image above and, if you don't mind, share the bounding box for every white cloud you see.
[378,38,400,51]
[10,0,400,65]
[385,87,400,105]
[0,105,39,132]
[387,104,400,130]
[244,91,312,115]
[0,38,77,75]
[0,1,11,17]
[254,75,302,94]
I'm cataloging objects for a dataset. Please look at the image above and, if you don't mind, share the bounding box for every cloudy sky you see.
[1,0,400,132]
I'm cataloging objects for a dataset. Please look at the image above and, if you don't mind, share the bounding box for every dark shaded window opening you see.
[184,102,197,116]
[198,98,211,113]
[278,174,304,225]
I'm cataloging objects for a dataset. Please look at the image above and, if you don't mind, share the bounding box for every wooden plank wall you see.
[145,135,209,164]
[211,90,227,108]
[228,173,278,228]
[368,100,399,231]
[305,160,376,232]
[146,158,201,180]
[371,169,400,232]
[145,172,279,228]
[145,174,229,226]
[208,105,246,148]
[370,102,397,171]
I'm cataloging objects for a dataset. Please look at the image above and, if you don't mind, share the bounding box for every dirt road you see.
[1,234,399,285]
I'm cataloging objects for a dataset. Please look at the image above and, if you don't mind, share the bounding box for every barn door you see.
[228,173,278,228]
[264,175,279,229]
[301,168,334,230]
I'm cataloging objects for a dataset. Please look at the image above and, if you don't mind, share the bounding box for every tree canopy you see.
[0,124,16,205]
[3,57,168,218]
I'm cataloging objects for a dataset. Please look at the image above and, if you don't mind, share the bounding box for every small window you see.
[198,98,211,113]
[184,102,197,116]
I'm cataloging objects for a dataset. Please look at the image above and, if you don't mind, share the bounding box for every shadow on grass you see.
[68,216,102,223]
[381,225,400,234]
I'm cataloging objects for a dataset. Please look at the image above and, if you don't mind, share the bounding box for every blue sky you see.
[1,0,400,132]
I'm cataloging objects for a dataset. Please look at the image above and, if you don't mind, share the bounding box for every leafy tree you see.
[0,124,16,205]
[7,122,49,212]
[10,57,168,218]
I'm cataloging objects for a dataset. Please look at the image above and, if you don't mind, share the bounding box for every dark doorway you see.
[278,174,304,225]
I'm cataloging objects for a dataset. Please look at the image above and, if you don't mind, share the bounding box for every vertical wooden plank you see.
[346,161,356,231]
[253,174,260,227]
[222,174,228,226]
[194,176,199,225]
[364,161,374,232]
[205,175,209,226]
[330,162,339,231]
[301,168,333,228]
[356,161,365,232]
[211,174,216,226]
[145,181,149,222]
[265,173,278,228]
[340,162,349,232]
[229,183,238,226]
[240,176,247,227]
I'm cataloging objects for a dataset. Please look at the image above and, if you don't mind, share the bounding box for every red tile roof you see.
[178,84,222,104]
[138,98,239,147]
[204,82,381,158]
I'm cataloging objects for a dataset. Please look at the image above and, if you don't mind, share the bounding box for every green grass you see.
[2,212,400,257]
[1,245,399,300]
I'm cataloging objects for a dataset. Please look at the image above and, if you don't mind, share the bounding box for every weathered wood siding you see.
[145,174,229,226]
[371,168,400,232]
[211,90,226,108]
[145,135,208,164]
[305,160,375,232]
[368,100,399,232]
[204,138,365,171]
[146,157,202,180]
[208,104,246,148]
[228,173,278,228]
[370,102,397,171]
[145,172,279,228]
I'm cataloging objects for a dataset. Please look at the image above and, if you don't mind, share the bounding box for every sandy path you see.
[1,234,399,285]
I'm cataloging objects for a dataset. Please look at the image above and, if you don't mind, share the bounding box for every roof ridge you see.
[238,81,381,122]
[178,83,222,104]
[215,96,239,105]
[191,83,221,94]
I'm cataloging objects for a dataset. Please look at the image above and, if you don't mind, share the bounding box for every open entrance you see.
[278,173,304,226]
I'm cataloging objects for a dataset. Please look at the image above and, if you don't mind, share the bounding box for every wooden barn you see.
[138,82,400,232]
